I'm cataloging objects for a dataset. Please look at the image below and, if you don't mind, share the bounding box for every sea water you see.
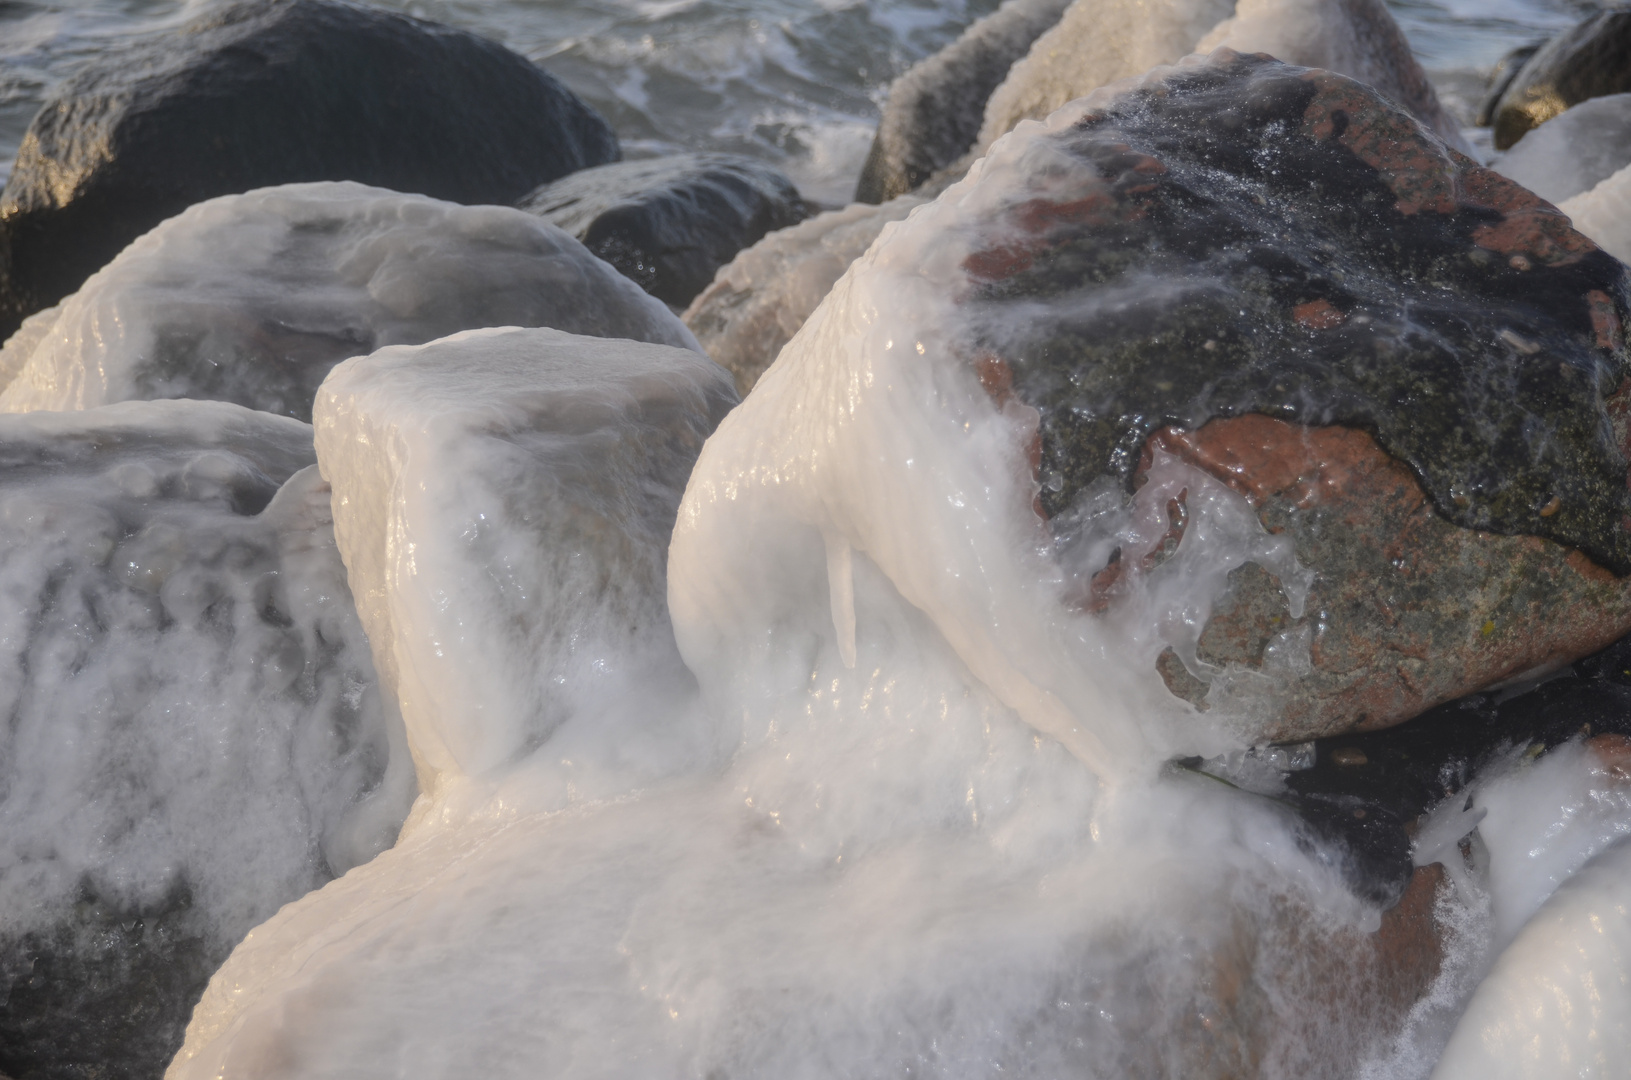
[0,0,1607,204]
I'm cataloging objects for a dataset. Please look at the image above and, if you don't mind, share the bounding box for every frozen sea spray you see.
[175,188,1465,1079]
[313,326,736,793]
[0,182,698,422]
[0,401,413,1080]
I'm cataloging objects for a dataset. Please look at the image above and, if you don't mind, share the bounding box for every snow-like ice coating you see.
[975,0,1466,158]
[0,400,413,979]
[1560,162,1631,265]
[976,0,1233,156]
[1432,773,1631,1078]
[1490,93,1631,206]
[165,72,1631,1080]
[312,326,735,795]
[683,193,928,395]
[0,182,699,421]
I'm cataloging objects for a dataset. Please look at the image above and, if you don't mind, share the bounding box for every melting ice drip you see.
[158,85,1631,1080]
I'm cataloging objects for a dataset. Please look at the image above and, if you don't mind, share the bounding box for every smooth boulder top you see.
[314,326,737,789]
[1491,9,1631,150]
[0,0,619,340]
[964,52,1631,574]
[519,153,808,309]
[854,0,1071,204]
[0,182,699,422]
[0,400,412,1080]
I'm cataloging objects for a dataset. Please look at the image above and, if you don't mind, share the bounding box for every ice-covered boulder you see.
[974,0,1233,158]
[0,401,413,1080]
[683,194,928,395]
[1432,805,1631,1078]
[167,300,1440,1079]
[1192,0,1466,148]
[1489,9,1631,150]
[0,182,699,422]
[1490,93,1631,205]
[519,154,809,309]
[698,49,1631,746]
[975,0,1467,159]
[853,0,1071,204]
[0,0,620,340]
[313,326,736,790]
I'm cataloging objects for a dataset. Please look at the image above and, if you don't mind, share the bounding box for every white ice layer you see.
[1489,93,1631,205]
[1560,162,1631,265]
[313,326,737,794]
[1433,835,1631,1079]
[171,95,1631,1079]
[0,400,413,961]
[976,0,1466,157]
[0,182,699,420]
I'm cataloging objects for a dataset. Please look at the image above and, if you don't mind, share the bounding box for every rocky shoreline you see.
[6,0,1631,1076]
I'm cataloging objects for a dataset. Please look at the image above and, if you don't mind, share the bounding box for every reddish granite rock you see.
[1139,416,1631,741]
[949,52,1631,739]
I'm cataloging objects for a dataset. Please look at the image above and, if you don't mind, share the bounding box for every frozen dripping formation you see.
[770,50,1631,743]
[0,401,413,1080]
[0,183,698,422]
[0,0,619,338]
[854,0,1071,204]
[172,306,1451,1078]
[313,326,736,790]
[1489,93,1631,205]
[683,194,928,395]
[976,0,1467,157]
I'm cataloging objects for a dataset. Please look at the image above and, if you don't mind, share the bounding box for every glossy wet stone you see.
[963,52,1631,575]
[1490,10,1631,150]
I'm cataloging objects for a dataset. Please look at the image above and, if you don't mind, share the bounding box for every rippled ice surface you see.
[0,0,1611,205]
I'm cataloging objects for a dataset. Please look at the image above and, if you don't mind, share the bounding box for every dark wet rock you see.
[953,51,1631,737]
[684,193,927,395]
[519,154,808,309]
[1204,623,1631,909]
[0,401,414,1080]
[1476,40,1544,128]
[854,0,1070,204]
[1491,9,1631,150]
[0,0,619,341]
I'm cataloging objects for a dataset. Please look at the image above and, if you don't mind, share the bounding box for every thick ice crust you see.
[0,182,699,422]
[0,400,413,1079]
[683,194,928,396]
[977,0,1468,157]
[313,325,736,787]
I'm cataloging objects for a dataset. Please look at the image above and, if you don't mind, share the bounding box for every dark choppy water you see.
[0,0,1611,205]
